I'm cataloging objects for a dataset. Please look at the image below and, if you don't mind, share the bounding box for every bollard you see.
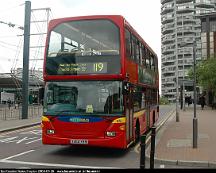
[140,134,146,169]
[150,126,156,169]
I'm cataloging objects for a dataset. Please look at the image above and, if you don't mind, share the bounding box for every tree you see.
[188,58,216,93]
[159,96,169,105]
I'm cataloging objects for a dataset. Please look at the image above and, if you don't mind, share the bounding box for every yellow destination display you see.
[58,62,107,74]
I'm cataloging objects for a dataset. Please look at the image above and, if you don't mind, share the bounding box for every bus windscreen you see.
[44,81,123,115]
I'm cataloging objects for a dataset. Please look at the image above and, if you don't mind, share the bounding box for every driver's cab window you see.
[47,90,53,104]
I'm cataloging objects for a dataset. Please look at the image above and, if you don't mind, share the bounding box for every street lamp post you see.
[183,54,186,111]
[193,41,198,148]
[174,0,179,122]
[181,15,186,112]
[179,41,198,148]
[176,75,179,122]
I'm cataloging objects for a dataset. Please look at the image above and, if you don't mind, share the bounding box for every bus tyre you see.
[135,121,140,143]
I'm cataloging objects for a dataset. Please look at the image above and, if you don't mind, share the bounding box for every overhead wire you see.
[11,37,23,71]
[0,42,19,52]
[0,4,53,74]
[0,40,21,48]
[0,35,19,38]
[0,2,24,15]
[0,20,24,30]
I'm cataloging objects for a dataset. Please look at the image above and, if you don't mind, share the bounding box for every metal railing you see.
[0,104,43,120]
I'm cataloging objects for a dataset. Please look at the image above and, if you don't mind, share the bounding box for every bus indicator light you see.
[112,117,126,124]
[119,125,126,131]
[106,131,116,137]
[42,116,50,122]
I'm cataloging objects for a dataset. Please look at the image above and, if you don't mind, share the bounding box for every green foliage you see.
[198,59,216,91]
[159,96,169,105]
[188,58,216,93]
[187,67,193,80]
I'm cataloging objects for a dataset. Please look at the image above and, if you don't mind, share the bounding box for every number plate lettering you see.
[70,139,88,144]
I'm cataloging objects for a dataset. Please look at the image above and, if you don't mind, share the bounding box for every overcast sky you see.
[0,0,161,90]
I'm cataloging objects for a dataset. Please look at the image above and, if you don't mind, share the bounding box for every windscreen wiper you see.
[55,110,73,113]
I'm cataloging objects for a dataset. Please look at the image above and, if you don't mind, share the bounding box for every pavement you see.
[0,104,216,168]
[146,104,216,168]
[0,114,41,133]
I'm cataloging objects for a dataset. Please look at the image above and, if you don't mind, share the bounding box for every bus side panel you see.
[149,106,159,127]
[137,112,147,136]
[140,112,147,135]
[150,110,154,127]
[133,110,147,138]
[125,59,138,84]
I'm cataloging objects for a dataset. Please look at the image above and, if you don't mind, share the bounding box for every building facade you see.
[161,0,216,102]
[200,13,216,59]
[0,68,44,104]
[200,12,216,105]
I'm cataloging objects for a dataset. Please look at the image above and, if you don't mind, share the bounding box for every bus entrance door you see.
[125,89,134,145]
[146,103,150,131]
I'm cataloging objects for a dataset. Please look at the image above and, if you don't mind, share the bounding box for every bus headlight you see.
[106,131,116,137]
[47,129,55,134]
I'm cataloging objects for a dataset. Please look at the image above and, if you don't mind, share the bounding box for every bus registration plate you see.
[70,139,88,145]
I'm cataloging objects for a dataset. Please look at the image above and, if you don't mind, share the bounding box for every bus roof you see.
[48,15,124,32]
[123,18,158,58]
[48,15,157,59]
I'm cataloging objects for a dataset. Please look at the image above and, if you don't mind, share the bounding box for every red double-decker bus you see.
[41,15,159,149]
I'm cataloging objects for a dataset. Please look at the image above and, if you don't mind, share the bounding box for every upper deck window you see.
[46,19,120,75]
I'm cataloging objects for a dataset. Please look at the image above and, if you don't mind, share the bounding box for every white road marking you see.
[0,135,9,138]
[1,150,35,161]
[0,125,41,135]
[11,137,38,144]
[20,130,42,135]
[134,143,140,153]
[0,150,121,169]
[0,160,121,169]
[25,138,41,144]
[0,127,41,144]
[0,136,41,144]
[0,136,19,143]
[18,167,31,169]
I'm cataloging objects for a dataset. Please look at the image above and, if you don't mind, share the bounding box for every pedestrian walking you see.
[7,99,11,109]
[180,96,183,110]
[188,95,192,107]
[185,95,192,107]
[185,96,188,107]
[199,95,206,110]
